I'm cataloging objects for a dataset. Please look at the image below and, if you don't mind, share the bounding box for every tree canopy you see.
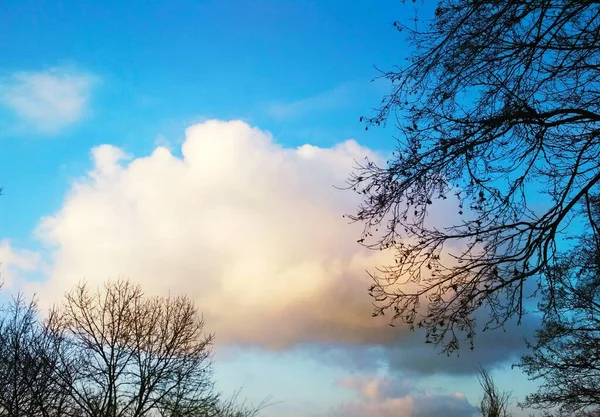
[46,280,216,417]
[348,0,600,352]
[0,280,264,417]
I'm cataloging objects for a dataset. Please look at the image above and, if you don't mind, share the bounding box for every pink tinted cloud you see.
[334,375,478,417]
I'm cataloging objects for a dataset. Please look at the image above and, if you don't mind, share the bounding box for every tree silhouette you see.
[517,196,600,416]
[477,367,512,417]
[0,295,70,417]
[0,280,267,417]
[46,280,217,417]
[347,0,600,352]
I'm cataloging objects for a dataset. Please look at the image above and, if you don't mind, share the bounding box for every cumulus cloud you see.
[333,375,478,417]
[0,66,97,134]
[21,119,534,374]
[31,119,400,347]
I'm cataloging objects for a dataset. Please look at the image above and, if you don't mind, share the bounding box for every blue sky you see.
[0,1,538,416]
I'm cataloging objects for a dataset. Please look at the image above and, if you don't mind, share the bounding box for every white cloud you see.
[0,240,41,289]
[30,119,403,348]
[0,66,97,134]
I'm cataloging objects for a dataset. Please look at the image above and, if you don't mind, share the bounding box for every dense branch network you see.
[0,280,266,417]
[517,196,600,416]
[347,0,600,352]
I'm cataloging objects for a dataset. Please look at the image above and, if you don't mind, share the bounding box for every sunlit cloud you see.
[0,66,97,134]
[16,119,534,375]
[30,119,399,347]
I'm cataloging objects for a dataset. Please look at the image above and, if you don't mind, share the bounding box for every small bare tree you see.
[0,294,44,417]
[47,280,217,417]
[477,367,512,417]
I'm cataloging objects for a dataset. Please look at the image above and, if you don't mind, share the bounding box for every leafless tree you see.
[0,281,267,417]
[477,367,512,417]
[47,280,218,417]
[210,390,271,417]
[346,0,600,353]
[516,196,600,416]
[0,294,45,416]
[0,294,69,417]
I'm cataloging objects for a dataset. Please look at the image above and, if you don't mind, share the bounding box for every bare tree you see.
[477,367,512,417]
[210,390,271,417]
[0,294,69,417]
[516,196,600,416]
[0,281,267,417]
[47,280,217,417]
[346,0,600,352]
[0,294,44,417]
